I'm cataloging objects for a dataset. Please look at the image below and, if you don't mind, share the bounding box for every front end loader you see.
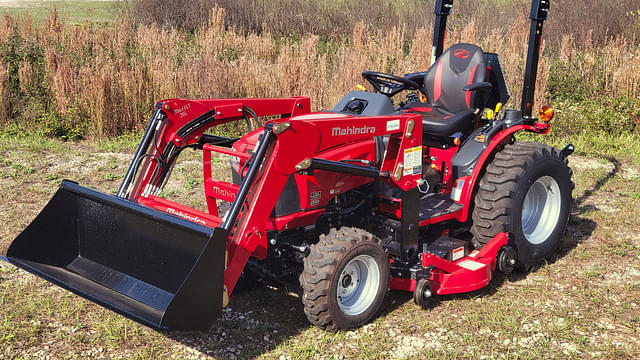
[3,0,573,331]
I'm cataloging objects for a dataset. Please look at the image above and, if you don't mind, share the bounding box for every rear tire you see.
[300,227,389,331]
[470,142,573,265]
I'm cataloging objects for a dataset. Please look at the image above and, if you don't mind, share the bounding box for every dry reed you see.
[0,3,639,137]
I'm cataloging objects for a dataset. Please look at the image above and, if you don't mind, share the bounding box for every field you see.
[1,0,640,359]
[0,1,117,24]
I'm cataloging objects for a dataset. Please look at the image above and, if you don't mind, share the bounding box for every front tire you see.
[300,227,389,331]
[471,142,574,265]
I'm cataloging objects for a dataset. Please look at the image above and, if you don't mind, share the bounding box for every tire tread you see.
[299,227,386,331]
[470,142,574,262]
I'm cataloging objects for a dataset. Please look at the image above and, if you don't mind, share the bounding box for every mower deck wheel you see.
[413,279,433,308]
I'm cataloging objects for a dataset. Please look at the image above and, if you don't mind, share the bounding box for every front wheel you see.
[300,227,389,331]
[471,142,574,265]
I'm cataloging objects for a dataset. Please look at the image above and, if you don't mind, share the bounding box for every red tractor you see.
[3,0,573,331]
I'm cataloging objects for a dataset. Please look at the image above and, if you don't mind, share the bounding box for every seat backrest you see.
[423,43,488,114]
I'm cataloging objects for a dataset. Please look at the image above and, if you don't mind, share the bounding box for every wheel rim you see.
[521,176,562,245]
[337,255,381,316]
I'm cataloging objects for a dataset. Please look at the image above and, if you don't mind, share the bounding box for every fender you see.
[456,122,548,222]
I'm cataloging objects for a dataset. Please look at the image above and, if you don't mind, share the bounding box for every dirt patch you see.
[569,157,615,172]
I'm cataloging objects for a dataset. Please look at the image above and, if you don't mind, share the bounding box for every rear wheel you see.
[471,142,573,265]
[300,227,389,330]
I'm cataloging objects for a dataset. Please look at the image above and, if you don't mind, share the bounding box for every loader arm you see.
[113,97,426,321]
[119,97,311,200]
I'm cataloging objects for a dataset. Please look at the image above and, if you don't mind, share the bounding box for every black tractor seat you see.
[398,43,490,137]
[399,104,475,135]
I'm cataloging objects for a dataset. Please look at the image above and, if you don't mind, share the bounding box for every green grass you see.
[94,131,143,152]
[518,131,640,167]
[0,1,119,25]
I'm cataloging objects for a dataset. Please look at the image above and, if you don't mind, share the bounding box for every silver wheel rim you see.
[337,255,381,316]
[521,176,562,245]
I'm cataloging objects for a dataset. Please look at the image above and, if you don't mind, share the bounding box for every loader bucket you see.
[2,180,226,331]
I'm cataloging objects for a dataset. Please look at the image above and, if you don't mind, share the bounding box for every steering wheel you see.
[361,71,420,97]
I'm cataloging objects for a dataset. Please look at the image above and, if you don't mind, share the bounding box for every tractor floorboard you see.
[418,193,462,220]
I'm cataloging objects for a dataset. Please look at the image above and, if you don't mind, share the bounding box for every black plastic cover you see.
[484,53,511,110]
[426,236,469,261]
[451,126,488,178]
[331,91,395,116]
[531,0,550,21]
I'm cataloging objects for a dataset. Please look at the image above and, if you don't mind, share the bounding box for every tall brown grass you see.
[126,0,640,49]
[0,2,639,138]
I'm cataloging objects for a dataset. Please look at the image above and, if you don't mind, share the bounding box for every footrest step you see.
[419,193,462,220]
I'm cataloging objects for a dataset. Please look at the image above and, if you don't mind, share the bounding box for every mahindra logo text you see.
[212,186,235,200]
[167,207,207,225]
[332,125,376,137]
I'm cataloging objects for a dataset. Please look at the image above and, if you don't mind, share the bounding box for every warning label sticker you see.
[403,146,422,176]
[310,191,321,206]
[452,246,465,261]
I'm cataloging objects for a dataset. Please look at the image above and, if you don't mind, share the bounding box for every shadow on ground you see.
[167,271,413,360]
[167,283,308,359]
